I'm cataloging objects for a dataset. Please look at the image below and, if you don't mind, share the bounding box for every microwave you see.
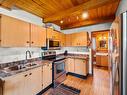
[47,39,61,50]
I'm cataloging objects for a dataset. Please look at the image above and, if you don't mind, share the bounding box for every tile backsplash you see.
[0,46,89,64]
[0,47,42,64]
[55,46,89,54]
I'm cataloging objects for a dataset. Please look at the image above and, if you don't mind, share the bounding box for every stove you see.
[42,51,66,88]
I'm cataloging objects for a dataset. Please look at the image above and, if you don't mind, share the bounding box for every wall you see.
[62,22,111,34]
[116,0,127,16]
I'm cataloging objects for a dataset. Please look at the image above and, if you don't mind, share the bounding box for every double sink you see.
[0,62,39,77]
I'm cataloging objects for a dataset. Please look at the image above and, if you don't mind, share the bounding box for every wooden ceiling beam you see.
[0,0,18,9]
[44,0,119,23]
[61,16,115,30]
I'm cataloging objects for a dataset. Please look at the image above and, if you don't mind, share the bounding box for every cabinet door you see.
[74,59,87,76]
[66,58,75,73]
[47,28,53,39]
[1,15,30,47]
[29,67,42,95]
[42,64,52,89]
[65,34,72,46]
[101,55,108,66]
[78,32,88,46]
[71,33,78,46]
[53,30,60,40]
[3,72,25,95]
[31,24,46,47]
[60,33,65,47]
[96,55,101,66]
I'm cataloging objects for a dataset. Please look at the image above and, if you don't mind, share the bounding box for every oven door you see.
[54,60,66,79]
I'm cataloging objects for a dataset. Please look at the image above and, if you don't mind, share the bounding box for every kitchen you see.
[0,0,126,95]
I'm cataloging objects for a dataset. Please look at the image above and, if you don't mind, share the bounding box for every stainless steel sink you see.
[2,62,38,74]
[25,63,38,68]
[3,65,26,72]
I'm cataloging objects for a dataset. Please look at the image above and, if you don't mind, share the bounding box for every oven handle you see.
[54,60,65,64]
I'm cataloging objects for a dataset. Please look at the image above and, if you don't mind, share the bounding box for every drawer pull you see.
[24,74,28,77]
[29,73,32,75]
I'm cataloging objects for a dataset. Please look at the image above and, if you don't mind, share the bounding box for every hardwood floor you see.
[44,67,110,95]
[64,67,110,95]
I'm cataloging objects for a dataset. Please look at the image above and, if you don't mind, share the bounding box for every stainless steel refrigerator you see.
[109,12,127,95]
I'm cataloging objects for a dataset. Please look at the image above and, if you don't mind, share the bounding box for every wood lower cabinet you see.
[96,55,108,66]
[30,24,46,47]
[3,67,42,95]
[66,58,75,73]
[0,15,30,47]
[74,58,88,76]
[42,63,52,89]
[65,58,88,76]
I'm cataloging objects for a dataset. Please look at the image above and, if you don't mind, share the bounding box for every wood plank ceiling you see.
[0,0,120,30]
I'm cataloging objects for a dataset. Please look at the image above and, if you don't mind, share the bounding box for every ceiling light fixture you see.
[60,20,63,24]
[76,16,79,20]
[82,12,88,19]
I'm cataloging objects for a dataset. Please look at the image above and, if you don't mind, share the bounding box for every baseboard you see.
[37,83,53,95]
[67,72,88,79]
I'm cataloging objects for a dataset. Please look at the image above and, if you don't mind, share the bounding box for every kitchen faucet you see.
[25,50,32,62]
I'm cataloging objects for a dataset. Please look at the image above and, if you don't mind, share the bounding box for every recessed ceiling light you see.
[68,19,70,22]
[60,20,63,24]
[76,16,79,20]
[82,12,88,19]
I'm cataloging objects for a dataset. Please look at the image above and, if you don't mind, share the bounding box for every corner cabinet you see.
[0,15,30,47]
[30,24,46,47]
[3,67,42,95]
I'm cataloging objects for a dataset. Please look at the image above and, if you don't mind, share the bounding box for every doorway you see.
[91,30,110,74]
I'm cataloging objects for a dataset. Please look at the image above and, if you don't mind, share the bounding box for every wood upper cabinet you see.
[42,63,52,89]
[47,28,53,39]
[0,15,30,47]
[47,28,61,40]
[60,33,65,47]
[65,32,88,47]
[74,58,88,76]
[65,34,72,46]
[30,24,46,47]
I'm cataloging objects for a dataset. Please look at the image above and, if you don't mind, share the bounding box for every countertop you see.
[0,60,52,79]
[96,52,108,56]
[0,53,89,79]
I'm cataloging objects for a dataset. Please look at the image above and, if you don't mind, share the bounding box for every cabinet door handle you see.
[31,41,34,44]
[29,73,32,75]
[24,74,28,77]
[26,41,29,43]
